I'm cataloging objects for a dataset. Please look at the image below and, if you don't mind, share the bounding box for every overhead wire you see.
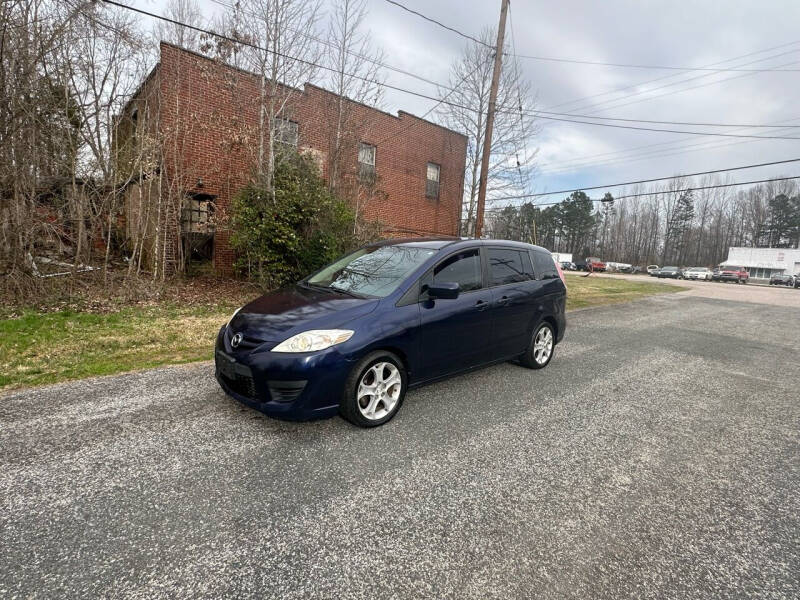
[537,114,800,174]
[101,0,800,143]
[381,0,492,49]
[485,176,800,208]
[206,0,453,94]
[487,157,800,202]
[100,0,800,204]
[542,39,800,113]
[372,51,492,146]
[507,51,800,72]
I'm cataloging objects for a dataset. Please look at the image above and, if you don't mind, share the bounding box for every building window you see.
[358,142,376,179]
[426,162,440,199]
[181,193,216,234]
[273,117,298,147]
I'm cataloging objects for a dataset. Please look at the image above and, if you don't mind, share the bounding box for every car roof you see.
[366,237,550,253]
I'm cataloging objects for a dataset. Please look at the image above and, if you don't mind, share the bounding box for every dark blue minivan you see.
[215,238,566,427]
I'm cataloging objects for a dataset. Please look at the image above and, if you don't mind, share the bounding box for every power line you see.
[381,0,492,49]
[506,3,532,191]
[206,0,449,93]
[487,176,800,208]
[508,52,800,72]
[528,109,800,129]
[514,112,800,140]
[542,40,800,113]
[606,176,800,202]
[101,1,800,145]
[373,51,492,146]
[537,114,800,173]
[488,158,800,202]
[99,0,472,109]
[539,123,800,176]
[210,0,800,134]
[578,55,800,117]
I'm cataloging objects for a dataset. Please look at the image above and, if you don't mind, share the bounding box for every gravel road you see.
[597,272,800,308]
[2,292,798,599]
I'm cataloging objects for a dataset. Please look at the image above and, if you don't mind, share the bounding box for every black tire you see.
[339,350,407,427]
[520,321,556,370]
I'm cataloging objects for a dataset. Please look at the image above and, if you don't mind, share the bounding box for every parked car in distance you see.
[585,256,607,271]
[717,265,749,284]
[685,267,712,281]
[795,274,800,289]
[560,261,576,271]
[769,273,794,286]
[215,238,567,427]
[606,262,633,273]
[657,266,683,279]
[574,259,588,271]
[647,265,660,276]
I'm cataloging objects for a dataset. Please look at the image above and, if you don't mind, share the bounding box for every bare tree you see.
[0,0,85,283]
[62,2,148,275]
[436,28,537,237]
[325,0,384,194]
[233,0,323,191]
[152,0,205,52]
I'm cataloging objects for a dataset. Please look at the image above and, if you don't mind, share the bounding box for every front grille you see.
[221,372,257,399]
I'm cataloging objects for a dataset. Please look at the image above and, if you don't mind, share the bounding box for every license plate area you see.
[215,351,257,399]
[215,350,239,379]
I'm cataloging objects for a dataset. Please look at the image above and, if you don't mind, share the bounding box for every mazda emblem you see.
[231,333,243,348]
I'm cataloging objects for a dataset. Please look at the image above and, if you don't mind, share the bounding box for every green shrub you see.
[230,151,377,288]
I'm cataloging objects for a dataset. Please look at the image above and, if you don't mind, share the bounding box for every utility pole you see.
[474,0,509,239]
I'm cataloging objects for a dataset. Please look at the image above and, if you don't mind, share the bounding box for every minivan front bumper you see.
[214,326,353,420]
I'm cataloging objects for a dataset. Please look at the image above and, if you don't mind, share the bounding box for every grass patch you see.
[1,274,685,392]
[565,273,685,310]
[0,302,241,391]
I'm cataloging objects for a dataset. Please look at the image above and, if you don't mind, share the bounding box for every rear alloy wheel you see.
[521,322,555,370]
[340,351,407,427]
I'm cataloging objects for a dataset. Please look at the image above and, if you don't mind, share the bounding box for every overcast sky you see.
[136,0,800,205]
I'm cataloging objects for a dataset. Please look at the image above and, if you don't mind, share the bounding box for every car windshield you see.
[664,266,677,270]
[306,245,437,298]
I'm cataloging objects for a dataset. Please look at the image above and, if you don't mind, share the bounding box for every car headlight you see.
[272,330,354,353]
[227,306,242,326]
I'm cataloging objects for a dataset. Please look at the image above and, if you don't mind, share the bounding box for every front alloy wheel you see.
[340,351,407,427]
[357,362,402,420]
[521,322,555,369]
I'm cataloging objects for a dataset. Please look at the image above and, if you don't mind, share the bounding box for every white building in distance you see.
[722,247,800,280]
[552,252,573,264]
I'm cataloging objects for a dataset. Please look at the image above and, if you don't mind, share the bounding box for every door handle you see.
[496,295,510,306]
[475,299,489,311]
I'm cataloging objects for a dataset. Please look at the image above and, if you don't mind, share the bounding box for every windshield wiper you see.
[299,281,336,294]
[329,285,369,299]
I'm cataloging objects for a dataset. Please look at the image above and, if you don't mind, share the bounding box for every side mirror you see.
[427,281,460,300]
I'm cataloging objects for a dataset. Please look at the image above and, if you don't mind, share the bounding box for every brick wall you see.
[153,42,467,275]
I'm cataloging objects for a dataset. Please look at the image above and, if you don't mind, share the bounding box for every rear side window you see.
[488,248,534,286]
[433,249,482,291]
[531,250,559,280]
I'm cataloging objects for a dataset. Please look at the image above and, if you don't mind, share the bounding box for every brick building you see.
[117,43,467,276]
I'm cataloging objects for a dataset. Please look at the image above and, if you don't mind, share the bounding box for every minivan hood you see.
[228,284,379,342]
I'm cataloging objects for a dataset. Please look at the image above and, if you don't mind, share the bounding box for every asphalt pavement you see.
[2,292,798,598]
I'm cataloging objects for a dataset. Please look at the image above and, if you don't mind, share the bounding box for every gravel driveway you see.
[2,293,798,599]
[600,272,800,308]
